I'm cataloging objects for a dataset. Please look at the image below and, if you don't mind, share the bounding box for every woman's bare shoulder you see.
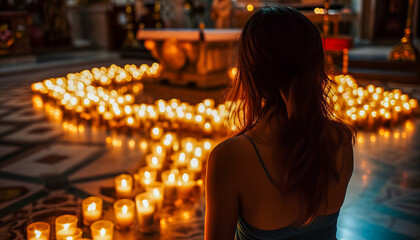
[208,135,249,171]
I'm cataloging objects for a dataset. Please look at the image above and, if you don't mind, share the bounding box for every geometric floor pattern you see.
[1,61,420,239]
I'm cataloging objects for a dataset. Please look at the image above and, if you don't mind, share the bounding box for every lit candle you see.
[200,138,214,155]
[82,196,103,225]
[56,228,82,240]
[150,125,163,140]
[135,192,157,233]
[145,154,164,170]
[172,151,188,168]
[177,170,195,201]
[55,215,77,239]
[161,169,179,202]
[137,167,157,187]
[114,174,133,198]
[188,157,202,177]
[27,222,50,240]
[145,181,164,211]
[151,143,166,159]
[181,137,197,156]
[91,220,114,240]
[161,132,175,149]
[113,199,135,230]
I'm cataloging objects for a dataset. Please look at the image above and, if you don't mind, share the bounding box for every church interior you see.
[1,0,420,239]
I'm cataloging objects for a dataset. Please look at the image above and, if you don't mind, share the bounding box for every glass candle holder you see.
[161,169,179,202]
[82,196,103,225]
[181,137,197,155]
[55,214,78,239]
[135,192,158,233]
[114,174,133,198]
[137,167,157,187]
[56,228,82,240]
[145,181,164,211]
[27,222,50,240]
[177,170,195,201]
[172,151,188,168]
[161,132,175,149]
[150,125,163,141]
[113,199,135,230]
[188,157,202,178]
[145,154,164,170]
[90,220,114,240]
[150,143,166,159]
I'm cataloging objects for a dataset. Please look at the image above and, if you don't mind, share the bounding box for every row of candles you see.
[27,130,214,239]
[31,65,418,133]
[330,75,418,128]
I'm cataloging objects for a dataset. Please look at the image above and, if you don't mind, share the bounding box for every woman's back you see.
[204,6,355,240]
[236,125,353,231]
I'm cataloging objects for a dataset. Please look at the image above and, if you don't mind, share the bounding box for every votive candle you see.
[135,192,157,233]
[145,181,164,211]
[91,220,114,240]
[82,196,103,225]
[113,199,135,230]
[161,169,179,201]
[145,154,164,170]
[55,214,77,239]
[114,174,133,198]
[56,228,82,240]
[27,222,50,240]
[138,167,157,187]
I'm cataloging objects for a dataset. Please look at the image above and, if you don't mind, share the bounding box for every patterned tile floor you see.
[1,59,420,240]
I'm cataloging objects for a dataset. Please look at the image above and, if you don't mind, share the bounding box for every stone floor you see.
[1,58,420,240]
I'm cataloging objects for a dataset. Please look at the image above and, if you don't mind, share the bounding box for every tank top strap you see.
[242,134,279,188]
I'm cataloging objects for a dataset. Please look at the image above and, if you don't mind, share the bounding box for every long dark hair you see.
[225,6,355,225]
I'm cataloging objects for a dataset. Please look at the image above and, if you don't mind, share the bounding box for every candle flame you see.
[35,230,41,239]
[152,127,160,135]
[153,189,160,197]
[88,202,96,211]
[122,205,128,214]
[179,152,186,162]
[204,141,211,150]
[63,223,70,230]
[144,171,151,178]
[168,173,175,183]
[121,179,127,187]
[142,199,149,208]
[100,228,106,236]
[66,237,73,240]
[156,146,163,154]
[182,173,189,182]
[186,142,193,152]
[152,157,158,165]
[191,158,199,168]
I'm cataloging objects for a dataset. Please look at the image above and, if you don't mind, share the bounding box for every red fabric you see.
[323,37,353,51]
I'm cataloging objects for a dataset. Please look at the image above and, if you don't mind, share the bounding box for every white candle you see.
[145,182,164,211]
[91,220,114,240]
[82,196,102,225]
[177,171,195,201]
[161,169,179,201]
[138,167,157,187]
[135,192,157,233]
[55,215,77,239]
[27,222,50,240]
[145,154,164,170]
[114,174,133,198]
[113,199,135,230]
[55,228,82,240]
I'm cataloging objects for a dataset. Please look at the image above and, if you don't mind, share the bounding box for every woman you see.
[205,6,354,240]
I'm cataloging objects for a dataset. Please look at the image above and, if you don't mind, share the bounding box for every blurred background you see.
[0,0,418,67]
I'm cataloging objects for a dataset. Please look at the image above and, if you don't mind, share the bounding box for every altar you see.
[137,28,241,87]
